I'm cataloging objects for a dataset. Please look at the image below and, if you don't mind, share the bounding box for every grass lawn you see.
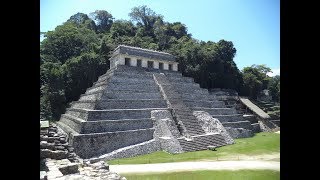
[108,132,280,165]
[122,170,280,180]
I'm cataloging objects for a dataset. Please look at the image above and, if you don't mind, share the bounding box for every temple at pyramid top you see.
[109,45,179,71]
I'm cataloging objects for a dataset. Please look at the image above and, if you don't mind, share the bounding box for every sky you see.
[40,0,280,76]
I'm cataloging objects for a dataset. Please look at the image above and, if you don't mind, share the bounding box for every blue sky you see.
[40,0,280,75]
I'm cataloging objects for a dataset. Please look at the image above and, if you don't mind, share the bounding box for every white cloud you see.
[267,68,280,77]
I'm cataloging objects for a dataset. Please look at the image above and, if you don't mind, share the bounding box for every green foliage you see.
[241,64,273,99]
[40,17,107,120]
[124,170,280,180]
[89,10,114,33]
[129,5,162,32]
[268,75,280,102]
[62,52,107,102]
[110,20,136,38]
[40,62,66,120]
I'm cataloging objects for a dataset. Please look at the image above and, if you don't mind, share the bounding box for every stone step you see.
[102,92,162,100]
[82,119,153,134]
[85,82,159,95]
[186,130,206,136]
[72,99,167,110]
[179,137,226,149]
[210,114,244,122]
[59,123,155,159]
[222,120,253,130]
[178,134,227,152]
[164,72,183,77]
[243,114,258,123]
[164,82,200,88]
[166,76,194,83]
[112,72,154,79]
[61,113,153,134]
[184,100,226,108]
[191,107,237,115]
[95,79,157,88]
[97,99,167,109]
[106,83,159,91]
[66,108,167,121]
[175,88,209,95]
[181,93,215,101]
[80,92,162,101]
[60,114,84,133]
[108,76,155,84]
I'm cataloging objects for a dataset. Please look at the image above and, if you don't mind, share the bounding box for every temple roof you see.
[112,45,176,62]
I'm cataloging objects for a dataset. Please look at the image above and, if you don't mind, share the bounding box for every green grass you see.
[108,132,280,165]
[122,170,280,180]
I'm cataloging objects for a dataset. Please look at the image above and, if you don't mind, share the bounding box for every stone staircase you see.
[153,73,228,152]
[178,133,227,152]
[164,73,254,138]
[153,73,205,136]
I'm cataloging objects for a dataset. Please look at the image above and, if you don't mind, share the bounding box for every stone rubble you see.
[41,123,126,180]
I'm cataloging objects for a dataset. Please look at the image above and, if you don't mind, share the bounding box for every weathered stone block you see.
[40,149,68,159]
[55,146,66,151]
[58,163,79,175]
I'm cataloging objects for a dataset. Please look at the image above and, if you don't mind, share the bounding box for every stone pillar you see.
[116,55,125,66]
[173,63,178,71]
[164,63,169,70]
[142,59,148,68]
[131,58,137,67]
[154,61,159,69]
[109,59,115,69]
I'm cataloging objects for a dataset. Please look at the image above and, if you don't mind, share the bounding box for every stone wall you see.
[40,123,78,162]
[151,110,184,153]
[224,127,254,138]
[251,123,261,133]
[71,128,155,159]
[193,111,234,145]
[222,121,253,130]
[80,119,153,134]
[44,158,126,180]
[40,123,126,180]
[89,139,161,163]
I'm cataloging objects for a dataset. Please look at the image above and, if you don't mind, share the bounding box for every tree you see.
[67,12,90,25]
[41,22,86,64]
[241,64,272,99]
[62,53,108,103]
[40,62,66,120]
[90,10,114,33]
[110,20,136,38]
[129,5,163,32]
[268,75,280,102]
[168,22,189,39]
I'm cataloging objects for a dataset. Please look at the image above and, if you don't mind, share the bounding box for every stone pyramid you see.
[57,45,254,160]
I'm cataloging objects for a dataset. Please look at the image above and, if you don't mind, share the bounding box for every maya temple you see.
[57,45,279,162]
